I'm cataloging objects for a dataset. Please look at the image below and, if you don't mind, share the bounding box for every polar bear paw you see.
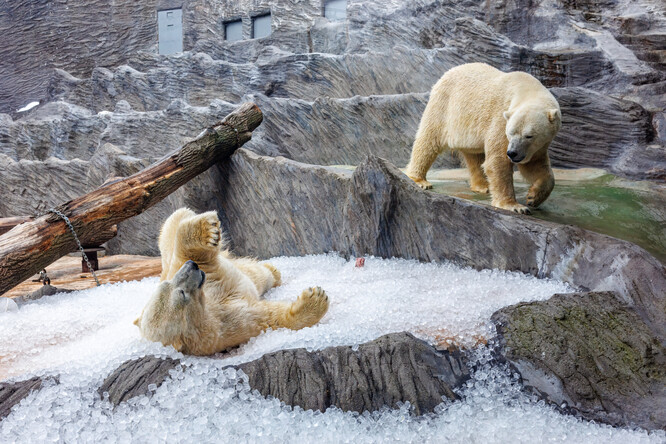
[526,186,551,208]
[194,212,222,248]
[292,287,329,325]
[503,202,531,215]
[470,183,490,194]
[411,177,433,190]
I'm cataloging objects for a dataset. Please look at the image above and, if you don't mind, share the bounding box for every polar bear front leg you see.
[159,207,196,281]
[518,152,554,208]
[483,145,531,215]
[174,211,223,266]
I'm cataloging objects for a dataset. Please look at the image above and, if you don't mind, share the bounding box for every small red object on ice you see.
[355,257,365,268]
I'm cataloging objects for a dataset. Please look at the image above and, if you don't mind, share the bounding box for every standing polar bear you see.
[406,62,561,214]
[134,208,329,356]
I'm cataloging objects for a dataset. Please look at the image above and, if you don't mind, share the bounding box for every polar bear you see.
[134,208,329,356]
[405,63,561,214]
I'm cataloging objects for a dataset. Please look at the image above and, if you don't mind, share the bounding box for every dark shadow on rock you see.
[492,291,666,431]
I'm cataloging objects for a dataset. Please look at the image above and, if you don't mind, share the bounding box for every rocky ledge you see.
[96,332,469,415]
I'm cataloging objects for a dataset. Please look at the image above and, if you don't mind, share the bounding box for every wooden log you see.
[0,102,263,296]
[0,216,32,236]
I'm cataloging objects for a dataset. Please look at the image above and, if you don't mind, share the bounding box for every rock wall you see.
[0,0,665,247]
[0,0,326,116]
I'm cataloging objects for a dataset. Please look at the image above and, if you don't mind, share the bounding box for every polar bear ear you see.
[133,317,141,328]
[547,109,561,123]
[503,111,512,121]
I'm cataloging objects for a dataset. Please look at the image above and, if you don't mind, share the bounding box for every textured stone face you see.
[98,356,180,407]
[238,332,471,415]
[0,377,56,420]
[96,332,471,415]
[492,292,666,431]
[1,1,665,429]
[0,0,664,240]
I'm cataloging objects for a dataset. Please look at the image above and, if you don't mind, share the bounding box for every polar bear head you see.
[503,104,561,164]
[134,260,206,351]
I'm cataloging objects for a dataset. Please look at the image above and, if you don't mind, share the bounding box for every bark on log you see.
[0,102,263,296]
[0,217,32,236]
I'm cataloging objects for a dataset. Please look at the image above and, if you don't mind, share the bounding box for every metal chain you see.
[48,208,100,286]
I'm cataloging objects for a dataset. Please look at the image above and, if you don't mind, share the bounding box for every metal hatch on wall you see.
[158,8,183,55]
[225,19,243,41]
[252,13,272,39]
[324,0,347,21]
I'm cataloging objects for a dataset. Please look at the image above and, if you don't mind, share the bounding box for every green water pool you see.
[427,169,666,263]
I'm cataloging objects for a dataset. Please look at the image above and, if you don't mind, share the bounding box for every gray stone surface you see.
[238,332,470,415]
[2,0,665,429]
[99,332,470,414]
[492,292,666,431]
[0,0,328,116]
[218,150,666,339]
[0,140,230,256]
[0,377,55,420]
[98,356,180,407]
[550,87,663,180]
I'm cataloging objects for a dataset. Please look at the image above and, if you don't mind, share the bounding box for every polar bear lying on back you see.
[134,208,329,355]
[406,62,561,214]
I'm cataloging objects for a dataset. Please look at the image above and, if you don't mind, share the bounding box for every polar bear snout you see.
[173,260,206,291]
[507,138,527,164]
[507,149,524,163]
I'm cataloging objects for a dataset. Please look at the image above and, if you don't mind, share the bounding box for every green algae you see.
[494,292,666,402]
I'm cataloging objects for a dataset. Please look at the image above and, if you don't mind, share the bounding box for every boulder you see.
[98,356,180,407]
[492,292,666,431]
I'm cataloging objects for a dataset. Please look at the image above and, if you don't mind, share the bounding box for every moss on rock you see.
[492,291,666,430]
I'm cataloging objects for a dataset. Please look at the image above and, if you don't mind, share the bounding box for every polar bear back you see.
[426,62,558,151]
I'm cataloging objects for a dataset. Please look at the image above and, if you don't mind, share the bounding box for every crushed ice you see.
[0,254,662,442]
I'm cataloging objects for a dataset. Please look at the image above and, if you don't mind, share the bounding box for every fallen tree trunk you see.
[0,216,32,236]
[0,102,263,296]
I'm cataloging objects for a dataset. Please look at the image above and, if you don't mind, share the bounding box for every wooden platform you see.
[4,254,162,299]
